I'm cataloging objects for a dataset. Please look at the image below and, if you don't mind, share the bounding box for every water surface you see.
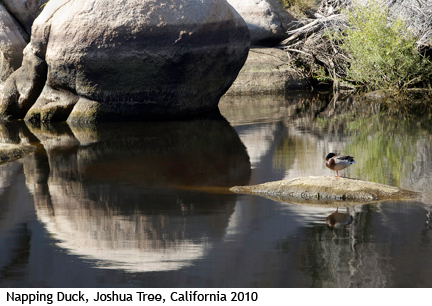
[1,91,431,287]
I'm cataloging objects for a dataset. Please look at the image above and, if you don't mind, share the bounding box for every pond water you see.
[0,91,432,288]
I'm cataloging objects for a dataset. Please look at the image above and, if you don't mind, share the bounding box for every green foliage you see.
[340,1,432,90]
[314,65,334,82]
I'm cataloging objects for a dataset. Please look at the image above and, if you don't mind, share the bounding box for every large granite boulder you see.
[0,5,29,81]
[0,0,250,122]
[227,0,296,45]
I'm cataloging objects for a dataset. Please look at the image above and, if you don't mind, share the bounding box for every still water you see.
[0,91,432,288]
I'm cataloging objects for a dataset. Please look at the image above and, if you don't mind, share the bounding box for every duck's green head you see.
[325,153,336,160]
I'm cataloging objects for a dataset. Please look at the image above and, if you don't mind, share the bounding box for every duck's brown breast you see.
[326,158,335,169]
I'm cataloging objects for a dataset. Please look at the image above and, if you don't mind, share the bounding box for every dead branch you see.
[280,0,432,90]
[280,10,349,90]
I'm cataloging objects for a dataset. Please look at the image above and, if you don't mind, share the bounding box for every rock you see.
[267,0,297,31]
[227,0,296,45]
[225,47,310,94]
[361,90,391,101]
[0,143,36,166]
[230,176,420,204]
[0,5,29,81]
[0,0,250,122]
[0,42,48,119]
[2,0,49,35]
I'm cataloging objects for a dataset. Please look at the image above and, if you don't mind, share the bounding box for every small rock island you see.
[230,176,419,204]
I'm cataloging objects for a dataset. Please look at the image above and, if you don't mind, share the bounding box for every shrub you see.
[340,0,432,90]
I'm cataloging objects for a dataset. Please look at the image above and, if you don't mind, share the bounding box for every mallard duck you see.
[325,153,356,177]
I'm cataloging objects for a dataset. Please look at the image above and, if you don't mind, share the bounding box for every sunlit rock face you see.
[20,117,251,272]
[227,0,295,46]
[0,0,250,122]
[0,6,29,81]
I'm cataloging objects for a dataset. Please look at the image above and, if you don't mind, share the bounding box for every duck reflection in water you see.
[326,208,354,228]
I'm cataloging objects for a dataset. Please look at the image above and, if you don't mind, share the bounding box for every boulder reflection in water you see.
[7,115,251,272]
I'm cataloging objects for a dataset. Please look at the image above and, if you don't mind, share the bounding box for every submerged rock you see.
[0,0,250,122]
[230,176,419,203]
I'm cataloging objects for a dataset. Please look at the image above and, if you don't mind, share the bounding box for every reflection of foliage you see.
[344,113,429,185]
[272,91,432,186]
[235,90,432,186]
[273,132,299,170]
[314,95,432,186]
[272,94,332,171]
[315,95,432,186]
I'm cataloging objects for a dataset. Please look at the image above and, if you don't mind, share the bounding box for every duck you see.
[325,153,356,177]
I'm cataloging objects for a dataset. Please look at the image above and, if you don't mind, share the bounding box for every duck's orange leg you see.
[335,170,339,177]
